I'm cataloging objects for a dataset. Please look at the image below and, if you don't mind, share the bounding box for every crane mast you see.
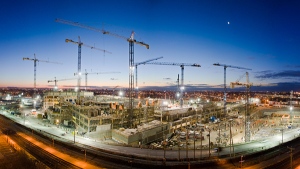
[75,70,120,90]
[56,18,149,128]
[23,53,62,96]
[213,63,251,119]
[48,77,77,91]
[231,72,277,142]
[65,37,111,104]
[145,62,201,108]
[230,72,252,142]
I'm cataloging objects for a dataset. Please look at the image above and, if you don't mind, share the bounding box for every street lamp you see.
[81,149,86,161]
[290,106,293,124]
[229,119,234,157]
[74,127,76,143]
[20,104,25,125]
[177,138,181,160]
[281,128,284,144]
[217,121,221,157]
[208,128,211,158]
[200,129,203,159]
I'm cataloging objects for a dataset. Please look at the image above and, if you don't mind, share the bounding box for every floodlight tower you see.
[213,63,251,118]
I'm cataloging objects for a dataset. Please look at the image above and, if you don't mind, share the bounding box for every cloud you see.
[255,70,300,80]
[285,65,300,68]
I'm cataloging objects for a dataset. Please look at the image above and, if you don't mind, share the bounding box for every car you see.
[214,147,222,152]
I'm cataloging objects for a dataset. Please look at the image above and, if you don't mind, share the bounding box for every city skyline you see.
[1,0,300,92]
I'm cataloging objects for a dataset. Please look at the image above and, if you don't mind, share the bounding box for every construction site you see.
[18,18,300,157]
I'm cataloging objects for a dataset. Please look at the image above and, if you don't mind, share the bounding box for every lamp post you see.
[21,105,25,125]
[200,130,203,159]
[163,137,166,160]
[186,129,188,159]
[217,121,221,157]
[74,127,76,143]
[288,146,294,169]
[290,106,293,124]
[193,129,196,160]
[208,128,211,158]
[229,119,233,157]
[281,128,284,144]
[240,155,244,168]
[177,137,181,160]
[81,149,86,161]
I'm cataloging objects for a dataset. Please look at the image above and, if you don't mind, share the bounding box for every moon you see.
[228,21,230,25]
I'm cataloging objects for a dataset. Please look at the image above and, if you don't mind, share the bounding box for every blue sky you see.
[1,0,300,91]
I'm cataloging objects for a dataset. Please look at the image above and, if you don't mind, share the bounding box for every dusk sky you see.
[1,0,300,92]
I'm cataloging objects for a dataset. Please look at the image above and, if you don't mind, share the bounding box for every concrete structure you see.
[112,120,172,145]
[43,91,200,145]
[43,90,93,110]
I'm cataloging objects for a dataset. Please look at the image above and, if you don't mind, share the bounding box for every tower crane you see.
[74,69,120,90]
[145,62,201,108]
[48,77,77,91]
[230,72,252,142]
[134,56,163,96]
[23,53,62,96]
[230,72,277,142]
[56,18,149,128]
[65,37,111,104]
[213,63,251,118]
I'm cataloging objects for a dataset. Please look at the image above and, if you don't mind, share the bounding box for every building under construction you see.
[42,90,259,145]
